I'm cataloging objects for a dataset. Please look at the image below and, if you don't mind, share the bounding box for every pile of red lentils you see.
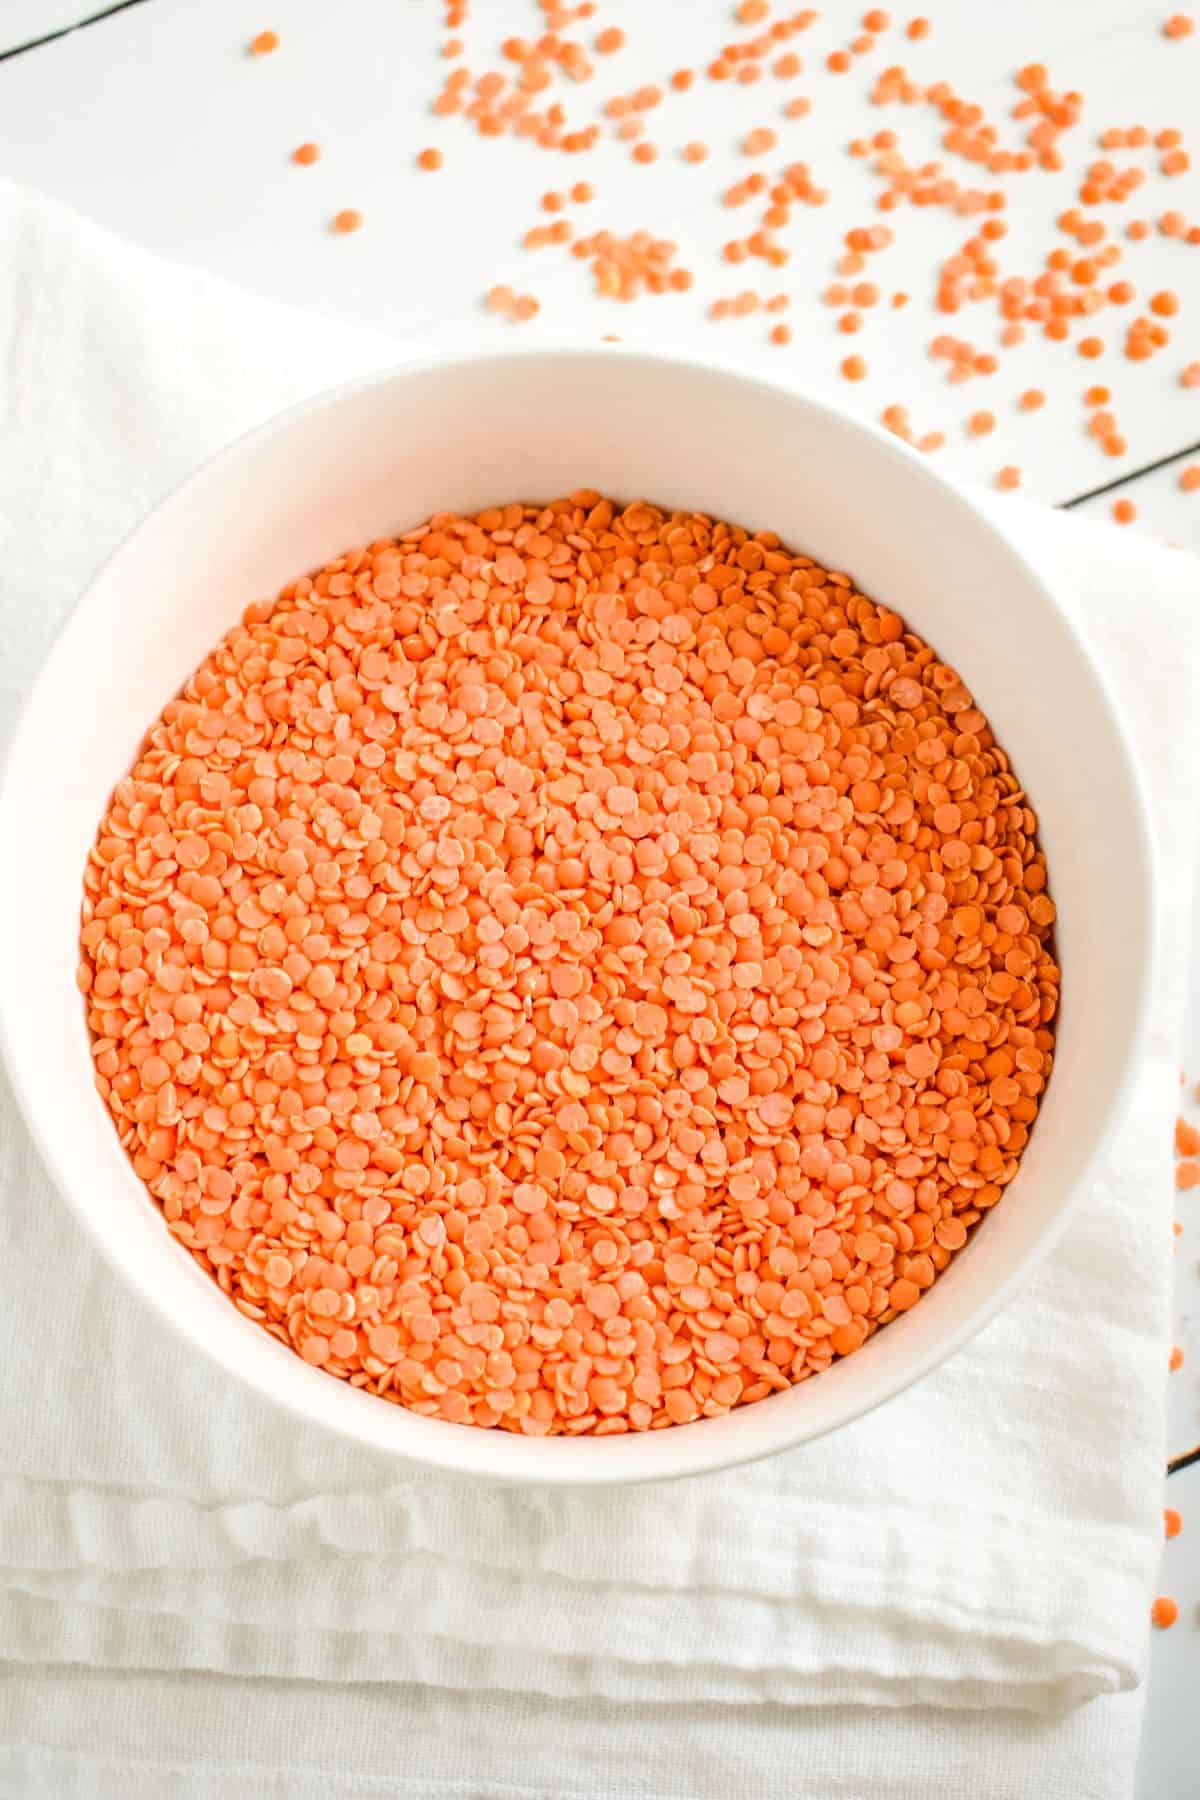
[80,494,1059,1434]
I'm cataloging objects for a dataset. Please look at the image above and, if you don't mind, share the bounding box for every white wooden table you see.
[2,1,1198,1792]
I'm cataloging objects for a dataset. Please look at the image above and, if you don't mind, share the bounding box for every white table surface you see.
[1,0,1199,1793]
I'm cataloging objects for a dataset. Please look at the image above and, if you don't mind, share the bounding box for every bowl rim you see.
[0,341,1159,1485]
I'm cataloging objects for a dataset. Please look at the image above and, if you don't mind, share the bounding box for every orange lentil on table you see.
[1181,465,1200,491]
[292,142,320,166]
[1112,498,1138,524]
[81,493,1059,1436]
[1164,13,1195,36]
[1171,1346,1186,1371]
[1152,1596,1179,1628]
[249,29,278,55]
[1165,1507,1183,1538]
[417,147,444,171]
[331,210,363,235]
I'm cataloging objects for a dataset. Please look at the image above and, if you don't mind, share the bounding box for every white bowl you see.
[0,347,1155,1485]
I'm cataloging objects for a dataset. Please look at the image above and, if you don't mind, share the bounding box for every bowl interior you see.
[0,349,1153,1483]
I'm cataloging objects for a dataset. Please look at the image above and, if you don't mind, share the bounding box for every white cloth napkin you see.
[0,176,1194,1799]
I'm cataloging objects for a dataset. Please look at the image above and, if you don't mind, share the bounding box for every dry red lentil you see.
[1166,1508,1183,1538]
[292,142,320,166]
[1152,1595,1180,1628]
[249,29,278,55]
[331,210,363,235]
[1181,465,1200,491]
[1112,498,1138,524]
[81,494,1059,1436]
